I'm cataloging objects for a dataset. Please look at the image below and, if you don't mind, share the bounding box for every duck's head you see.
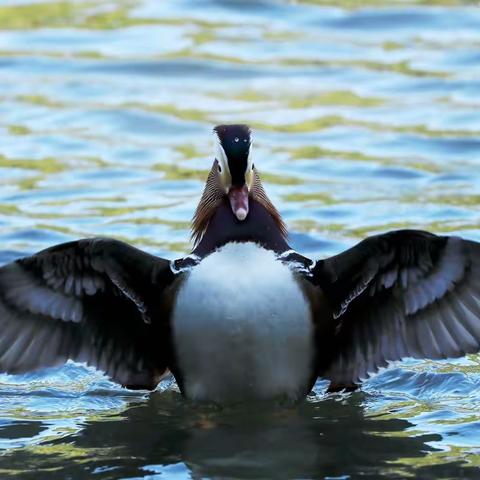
[213,124,253,221]
[191,124,286,247]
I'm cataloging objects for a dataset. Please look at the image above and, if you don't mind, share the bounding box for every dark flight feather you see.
[311,230,480,387]
[0,238,175,389]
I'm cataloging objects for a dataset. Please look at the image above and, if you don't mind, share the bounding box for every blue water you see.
[0,0,480,478]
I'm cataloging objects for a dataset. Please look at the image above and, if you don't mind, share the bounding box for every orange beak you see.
[228,185,249,221]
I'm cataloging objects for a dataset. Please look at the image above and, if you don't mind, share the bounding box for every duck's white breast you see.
[172,242,314,403]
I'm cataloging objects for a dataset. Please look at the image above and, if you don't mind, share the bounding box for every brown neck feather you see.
[191,164,287,247]
[191,162,225,246]
[250,169,287,238]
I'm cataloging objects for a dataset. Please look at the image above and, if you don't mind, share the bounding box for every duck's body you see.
[173,242,314,403]
[1,124,480,404]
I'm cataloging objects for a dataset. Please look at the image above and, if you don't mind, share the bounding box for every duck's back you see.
[171,242,314,403]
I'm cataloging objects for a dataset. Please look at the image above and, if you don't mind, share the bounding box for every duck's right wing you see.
[0,238,176,389]
[310,230,480,390]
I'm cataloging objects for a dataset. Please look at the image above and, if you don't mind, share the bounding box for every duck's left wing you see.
[0,238,176,389]
[310,230,480,390]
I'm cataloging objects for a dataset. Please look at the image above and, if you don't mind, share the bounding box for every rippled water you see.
[0,0,480,478]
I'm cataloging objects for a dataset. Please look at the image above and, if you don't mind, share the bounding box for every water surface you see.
[0,0,480,478]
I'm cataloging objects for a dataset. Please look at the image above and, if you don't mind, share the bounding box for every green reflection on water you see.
[109,217,190,230]
[0,1,230,30]
[35,223,190,252]
[221,90,385,108]
[174,144,206,160]
[15,95,66,109]
[282,192,336,204]
[127,103,211,123]
[152,163,209,181]
[0,155,65,174]
[0,204,22,215]
[6,125,31,136]
[299,0,478,6]
[283,146,443,173]
[252,116,479,137]
[40,196,126,206]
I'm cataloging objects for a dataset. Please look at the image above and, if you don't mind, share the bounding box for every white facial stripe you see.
[246,138,253,172]
[213,131,229,172]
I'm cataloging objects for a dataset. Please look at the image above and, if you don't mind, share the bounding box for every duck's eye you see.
[218,164,222,173]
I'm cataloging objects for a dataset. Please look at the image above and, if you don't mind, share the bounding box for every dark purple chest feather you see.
[192,199,290,257]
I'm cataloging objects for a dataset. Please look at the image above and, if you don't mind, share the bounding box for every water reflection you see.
[0,390,447,479]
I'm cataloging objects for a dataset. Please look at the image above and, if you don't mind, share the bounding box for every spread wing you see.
[0,238,175,389]
[312,230,480,387]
